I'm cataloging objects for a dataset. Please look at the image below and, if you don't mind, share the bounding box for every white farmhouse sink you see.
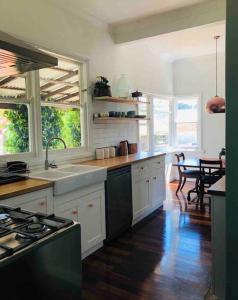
[58,164,100,173]
[30,170,75,180]
[29,164,107,196]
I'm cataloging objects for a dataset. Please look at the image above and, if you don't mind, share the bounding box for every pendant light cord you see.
[214,35,220,97]
[216,37,218,96]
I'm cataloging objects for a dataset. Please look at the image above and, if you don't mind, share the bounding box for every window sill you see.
[154,146,204,154]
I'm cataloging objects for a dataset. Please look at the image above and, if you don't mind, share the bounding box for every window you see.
[138,94,200,152]
[138,98,150,152]
[153,97,171,149]
[0,74,30,155]
[174,97,200,148]
[0,54,88,161]
[39,59,82,150]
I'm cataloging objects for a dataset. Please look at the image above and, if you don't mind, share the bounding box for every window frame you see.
[173,95,202,151]
[151,95,173,151]
[0,53,91,165]
[137,93,202,152]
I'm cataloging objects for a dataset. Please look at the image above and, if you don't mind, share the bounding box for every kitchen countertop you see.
[0,178,53,200]
[0,152,165,200]
[79,152,166,170]
[208,176,226,196]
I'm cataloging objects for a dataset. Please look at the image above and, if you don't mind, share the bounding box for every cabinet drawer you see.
[149,157,165,171]
[132,161,149,181]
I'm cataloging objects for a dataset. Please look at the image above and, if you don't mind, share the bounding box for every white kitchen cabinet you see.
[54,183,106,258]
[150,166,166,209]
[79,189,105,254]
[132,155,166,225]
[132,178,150,220]
[2,188,53,214]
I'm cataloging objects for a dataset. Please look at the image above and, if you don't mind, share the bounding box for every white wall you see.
[173,53,225,157]
[114,43,173,95]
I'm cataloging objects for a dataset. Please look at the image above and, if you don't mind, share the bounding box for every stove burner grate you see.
[24,223,47,234]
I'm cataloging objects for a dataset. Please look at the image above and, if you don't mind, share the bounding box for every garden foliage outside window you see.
[0,74,30,155]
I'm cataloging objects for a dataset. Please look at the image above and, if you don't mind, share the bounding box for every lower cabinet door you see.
[150,169,166,209]
[79,190,105,253]
[55,204,79,223]
[132,179,150,220]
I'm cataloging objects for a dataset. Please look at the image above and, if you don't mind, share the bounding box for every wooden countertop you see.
[0,178,53,200]
[208,176,226,196]
[79,152,166,170]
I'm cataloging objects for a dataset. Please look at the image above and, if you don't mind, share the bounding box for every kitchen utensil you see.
[119,140,129,156]
[134,115,146,119]
[127,111,136,118]
[131,90,142,98]
[109,111,116,117]
[7,161,28,173]
[128,143,138,154]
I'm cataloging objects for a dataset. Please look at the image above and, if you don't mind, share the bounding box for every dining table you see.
[172,157,226,202]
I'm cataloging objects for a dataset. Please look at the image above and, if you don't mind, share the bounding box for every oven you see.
[0,206,82,300]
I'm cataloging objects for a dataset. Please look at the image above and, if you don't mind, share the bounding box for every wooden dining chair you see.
[198,159,223,209]
[175,153,201,195]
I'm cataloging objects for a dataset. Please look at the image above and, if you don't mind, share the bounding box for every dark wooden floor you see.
[82,182,211,300]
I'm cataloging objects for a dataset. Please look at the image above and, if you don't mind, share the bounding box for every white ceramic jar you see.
[104,148,110,159]
[109,147,116,158]
[96,148,104,160]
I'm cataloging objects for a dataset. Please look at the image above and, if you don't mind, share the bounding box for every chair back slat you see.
[199,159,223,177]
[175,153,186,174]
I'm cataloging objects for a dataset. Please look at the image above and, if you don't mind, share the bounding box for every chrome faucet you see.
[45,137,67,170]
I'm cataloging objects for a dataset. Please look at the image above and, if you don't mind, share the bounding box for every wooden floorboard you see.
[82,181,211,300]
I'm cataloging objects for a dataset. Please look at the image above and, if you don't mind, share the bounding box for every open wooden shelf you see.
[93,96,150,105]
[93,117,150,124]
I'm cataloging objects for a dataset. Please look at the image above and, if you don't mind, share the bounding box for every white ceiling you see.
[123,22,226,61]
[49,0,207,24]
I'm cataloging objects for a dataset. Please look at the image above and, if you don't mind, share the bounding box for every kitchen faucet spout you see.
[45,137,66,170]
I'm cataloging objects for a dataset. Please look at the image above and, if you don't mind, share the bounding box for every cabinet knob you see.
[157,162,160,164]
[39,201,46,207]
[72,210,78,215]
[146,180,149,183]
[88,204,94,208]
[140,167,144,170]
[153,176,157,180]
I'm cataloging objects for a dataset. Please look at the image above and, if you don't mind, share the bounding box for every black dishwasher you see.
[105,166,132,241]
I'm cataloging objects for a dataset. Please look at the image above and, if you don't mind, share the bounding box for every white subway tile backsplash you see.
[92,101,138,152]
[93,123,137,149]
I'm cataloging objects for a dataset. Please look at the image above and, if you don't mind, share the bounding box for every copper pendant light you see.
[205,36,225,114]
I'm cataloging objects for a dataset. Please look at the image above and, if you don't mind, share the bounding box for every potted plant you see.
[93,76,112,97]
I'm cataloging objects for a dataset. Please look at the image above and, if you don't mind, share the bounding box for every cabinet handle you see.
[39,201,46,207]
[153,176,157,180]
[146,180,149,183]
[88,204,94,208]
[157,162,160,164]
[72,210,78,215]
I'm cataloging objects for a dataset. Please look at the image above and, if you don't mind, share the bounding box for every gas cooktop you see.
[0,205,74,260]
